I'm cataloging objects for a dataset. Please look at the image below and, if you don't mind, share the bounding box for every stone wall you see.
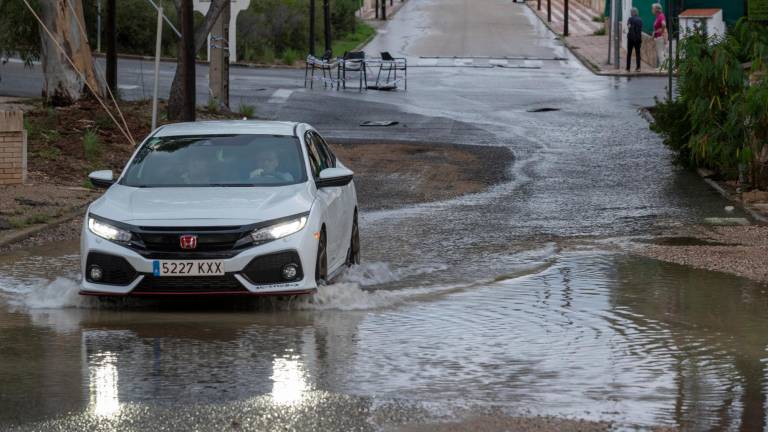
[0,111,27,185]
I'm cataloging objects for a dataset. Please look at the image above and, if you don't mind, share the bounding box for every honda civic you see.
[80,121,359,296]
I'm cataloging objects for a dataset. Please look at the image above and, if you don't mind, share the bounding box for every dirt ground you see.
[331,140,511,210]
[637,225,768,284]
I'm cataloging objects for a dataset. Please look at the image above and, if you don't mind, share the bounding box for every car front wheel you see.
[315,229,328,285]
[346,212,360,266]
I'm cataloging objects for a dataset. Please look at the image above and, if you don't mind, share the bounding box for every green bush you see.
[652,19,768,186]
[281,48,300,65]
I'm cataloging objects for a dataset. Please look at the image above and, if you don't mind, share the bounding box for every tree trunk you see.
[37,0,104,106]
[167,0,229,121]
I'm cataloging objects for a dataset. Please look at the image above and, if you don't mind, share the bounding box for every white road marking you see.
[489,59,509,66]
[418,58,438,66]
[117,84,139,90]
[267,88,294,104]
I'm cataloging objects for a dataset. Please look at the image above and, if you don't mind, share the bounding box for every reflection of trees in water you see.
[610,256,767,430]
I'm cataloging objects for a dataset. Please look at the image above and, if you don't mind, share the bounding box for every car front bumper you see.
[79,222,319,296]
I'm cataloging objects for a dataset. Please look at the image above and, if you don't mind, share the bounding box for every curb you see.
[637,107,768,224]
[0,206,87,249]
[524,1,667,78]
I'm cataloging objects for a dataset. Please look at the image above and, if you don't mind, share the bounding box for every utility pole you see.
[537,0,541,11]
[382,0,387,20]
[96,0,101,52]
[613,0,620,69]
[180,0,195,121]
[151,5,163,130]
[563,0,569,36]
[607,0,612,64]
[375,0,379,19]
[106,0,116,93]
[210,0,229,109]
[309,0,316,56]
[547,0,551,23]
[323,0,331,54]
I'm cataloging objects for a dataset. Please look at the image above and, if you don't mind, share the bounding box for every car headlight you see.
[251,216,308,245]
[88,217,132,242]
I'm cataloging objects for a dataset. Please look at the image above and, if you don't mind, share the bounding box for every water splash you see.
[0,276,91,309]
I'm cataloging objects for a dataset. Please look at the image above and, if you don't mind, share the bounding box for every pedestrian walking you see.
[626,8,643,72]
[652,3,667,70]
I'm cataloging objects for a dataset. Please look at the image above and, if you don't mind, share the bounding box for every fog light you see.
[89,265,103,282]
[282,264,298,280]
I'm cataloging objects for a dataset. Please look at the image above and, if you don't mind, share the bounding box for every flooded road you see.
[2,241,768,430]
[2,0,767,430]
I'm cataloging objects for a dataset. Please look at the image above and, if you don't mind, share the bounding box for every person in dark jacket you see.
[627,8,643,72]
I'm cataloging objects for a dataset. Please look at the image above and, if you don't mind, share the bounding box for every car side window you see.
[304,131,323,178]
[314,133,336,168]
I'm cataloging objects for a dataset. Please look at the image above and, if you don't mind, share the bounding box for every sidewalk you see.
[526,0,664,76]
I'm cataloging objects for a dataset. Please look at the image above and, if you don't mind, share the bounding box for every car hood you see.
[89,183,314,226]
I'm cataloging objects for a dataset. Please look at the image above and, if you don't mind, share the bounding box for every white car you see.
[80,121,360,297]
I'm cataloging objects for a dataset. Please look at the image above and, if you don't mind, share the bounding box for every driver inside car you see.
[249,149,294,182]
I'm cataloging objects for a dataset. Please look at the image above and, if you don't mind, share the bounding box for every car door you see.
[305,131,346,270]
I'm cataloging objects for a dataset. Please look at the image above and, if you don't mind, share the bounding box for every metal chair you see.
[339,51,367,91]
[377,51,407,90]
[304,50,339,89]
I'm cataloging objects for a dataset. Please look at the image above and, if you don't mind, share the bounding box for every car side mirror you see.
[88,170,114,189]
[316,167,353,188]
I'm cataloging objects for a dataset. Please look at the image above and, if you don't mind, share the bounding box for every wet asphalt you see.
[1,0,766,430]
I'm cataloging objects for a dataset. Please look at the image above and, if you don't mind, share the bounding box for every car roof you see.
[153,120,300,138]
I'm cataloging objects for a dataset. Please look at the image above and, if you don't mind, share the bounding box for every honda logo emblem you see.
[180,234,198,250]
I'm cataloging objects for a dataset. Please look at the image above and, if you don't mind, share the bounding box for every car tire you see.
[315,229,328,285]
[346,211,360,266]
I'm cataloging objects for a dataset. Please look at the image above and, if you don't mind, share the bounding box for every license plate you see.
[152,260,225,277]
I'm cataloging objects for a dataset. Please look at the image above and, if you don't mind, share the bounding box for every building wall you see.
[0,111,26,186]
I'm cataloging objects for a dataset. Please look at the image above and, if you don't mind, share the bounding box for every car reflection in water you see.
[20,304,365,425]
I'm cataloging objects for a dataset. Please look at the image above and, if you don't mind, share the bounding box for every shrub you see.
[652,19,768,186]
[281,48,300,65]
[83,129,101,163]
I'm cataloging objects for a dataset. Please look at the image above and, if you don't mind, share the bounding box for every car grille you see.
[128,225,253,259]
[242,251,304,285]
[86,252,138,285]
[132,275,249,294]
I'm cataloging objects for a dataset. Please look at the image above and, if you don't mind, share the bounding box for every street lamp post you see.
[309,0,315,56]
[323,0,331,54]
[564,0,569,36]
[668,0,674,101]
[547,0,551,22]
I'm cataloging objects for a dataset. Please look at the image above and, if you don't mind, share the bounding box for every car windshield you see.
[120,134,307,187]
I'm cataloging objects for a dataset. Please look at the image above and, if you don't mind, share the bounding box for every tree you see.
[36,0,104,106]
[166,0,229,121]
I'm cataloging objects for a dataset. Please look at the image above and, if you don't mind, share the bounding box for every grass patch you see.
[592,15,606,23]
[238,102,255,118]
[206,97,220,113]
[331,21,376,57]
[593,26,606,36]
[281,48,300,65]
[9,212,53,228]
[83,129,101,163]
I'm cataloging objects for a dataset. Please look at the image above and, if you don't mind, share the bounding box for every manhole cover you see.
[527,107,560,113]
[360,121,399,127]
